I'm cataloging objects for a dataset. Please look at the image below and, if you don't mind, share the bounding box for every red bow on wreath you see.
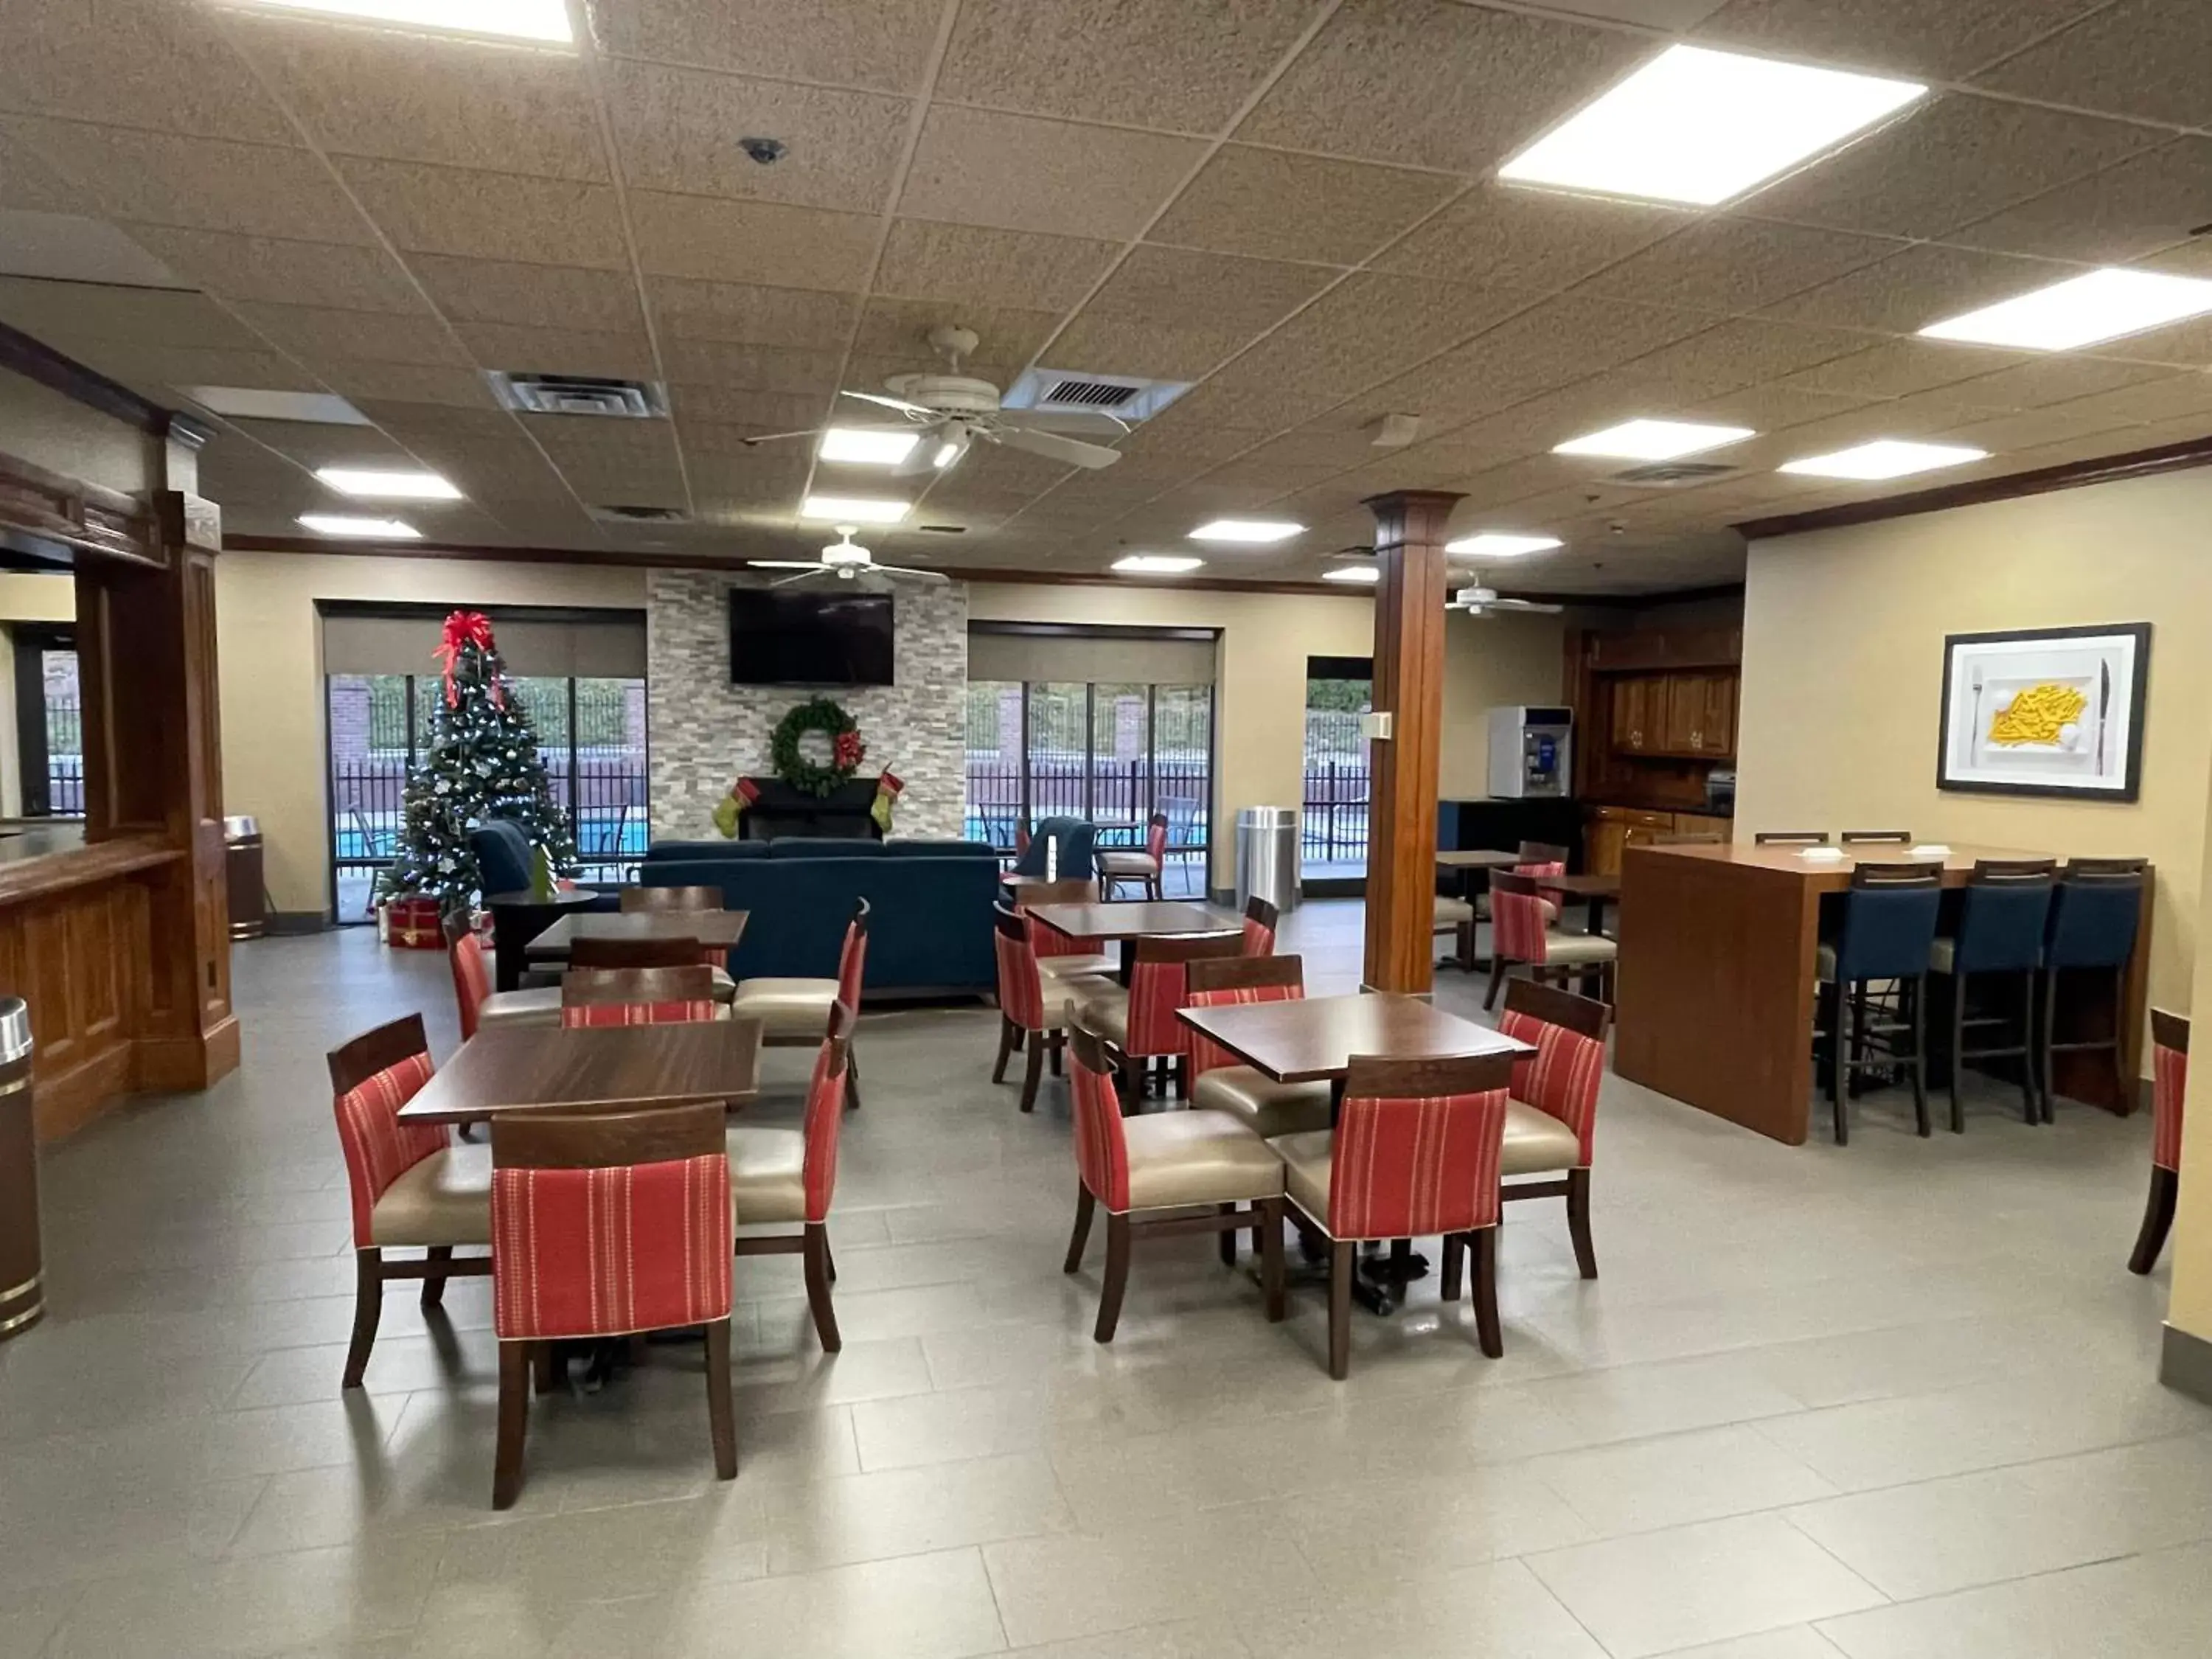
[434,610,503,708]
[832,729,866,769]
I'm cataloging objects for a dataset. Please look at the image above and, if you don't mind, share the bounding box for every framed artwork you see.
[1937,623,2150,801]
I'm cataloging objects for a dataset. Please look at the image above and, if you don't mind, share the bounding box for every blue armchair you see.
[1007,816,1096,880]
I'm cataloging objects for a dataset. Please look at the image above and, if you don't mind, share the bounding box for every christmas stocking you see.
[871,769,903,835]
[712,776,762,839]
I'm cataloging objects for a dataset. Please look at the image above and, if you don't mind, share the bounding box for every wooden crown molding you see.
[0,451,161,566]
[1738,432,2212,540]
[0,321,206,445]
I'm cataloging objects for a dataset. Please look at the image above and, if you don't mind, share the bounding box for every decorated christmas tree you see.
[376,611,579,918]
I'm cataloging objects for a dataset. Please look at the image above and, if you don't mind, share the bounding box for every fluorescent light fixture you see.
[1112,554,1203,575]
[1498,44,1924,206]
[1189,518,1303,544]
[933,439,964,470]
[1321,566,1380,584]
[800,495,908,524]
[314,466,461,501]
[298,514,420,539]
[1919,268,2212,352]
[1446,532,1562,558]
[816,427,919,466]
[223,0,572,45]
[183,386,367,425]
[1778,439,1989,481]
[1554,419,1755,461]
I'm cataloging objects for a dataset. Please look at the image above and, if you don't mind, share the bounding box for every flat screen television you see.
[728,587,894,686]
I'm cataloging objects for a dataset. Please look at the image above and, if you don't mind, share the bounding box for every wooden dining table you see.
[1027,900,1242,981]
[523,908,751,962]
[1536,872,1621,936]
[397,1020,764,1126]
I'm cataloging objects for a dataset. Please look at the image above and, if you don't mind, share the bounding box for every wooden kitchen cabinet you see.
[1617,669,1737,759]
[1610,675,1659,755]
[1587,804,1676,875]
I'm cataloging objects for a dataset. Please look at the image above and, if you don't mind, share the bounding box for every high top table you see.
[1614,841,2154,1144]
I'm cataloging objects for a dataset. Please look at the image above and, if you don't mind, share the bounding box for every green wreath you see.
[769,698,866,797]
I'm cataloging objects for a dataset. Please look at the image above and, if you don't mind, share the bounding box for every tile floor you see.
[2,901,2207,1658]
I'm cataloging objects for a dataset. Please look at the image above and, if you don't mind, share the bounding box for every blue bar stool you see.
[1929,859,2054,1132]
[2037,858,2147,1123]
[1815,863,1944,1144]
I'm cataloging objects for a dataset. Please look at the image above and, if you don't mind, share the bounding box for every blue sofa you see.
[638,837,1001,997]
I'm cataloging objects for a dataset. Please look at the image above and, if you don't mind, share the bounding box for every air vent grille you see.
[489,372,667,418]
[1040,378,1140,408]
[1004,366,1189,423]
[588,503,686,524]
[1605,460,1740,487]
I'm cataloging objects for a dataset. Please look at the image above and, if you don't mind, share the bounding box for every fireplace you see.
[739,776,883,840]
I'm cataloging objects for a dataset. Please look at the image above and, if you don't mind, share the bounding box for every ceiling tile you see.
[1759,243,2082,335]
[851,299,1058,372]
[1148,145,1458,267]
[315,361,498,408]
[1680,383,1884,432]
[659,341,844,393]
[0,276,261,350]
[223,15,605,181]
[338,159,630,268]
[1740,95,2158,243]
[1579,220,1906,316]
[1775,338,2029,400]
[899,107,1204,240]
[1609,319,1873,402]
[2090,313,2212,371]
[667,383,828,428]
[1941,355,2182,411]
[874,220,1119,313]
[605,60,908,212]
[0,0,293,144]
[1047,245,1334,379]
[595,0,944,92]
[0,130,77,212]
[1936,404,2157,454]
[1372,182,1687,294]
[120,225,424,313]
[0,209,178,287]
[74,341,324,392]
[408,257,645,333]
[1237,0,1647,173]
[10,119,372,243]
[1693,0,2104,78]
[1973,0,2212,128]
[226,416,411,469]
[936,0,1323,133]
[231,300,466,366]
[1949,139,2212,265]
[645,278,855,350]
[628,192,879,289]
[451,323,660,381]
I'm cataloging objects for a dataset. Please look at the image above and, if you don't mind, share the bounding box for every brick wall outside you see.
[647,569,970,841]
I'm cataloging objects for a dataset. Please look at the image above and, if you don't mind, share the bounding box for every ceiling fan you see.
[1447,576,1562,619]
[742,325,1126,474]
[748,526,949,586]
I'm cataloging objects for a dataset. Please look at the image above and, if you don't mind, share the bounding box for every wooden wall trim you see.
[1739,433,2212,540]
[0,321,179,438]
[0,451,163,566]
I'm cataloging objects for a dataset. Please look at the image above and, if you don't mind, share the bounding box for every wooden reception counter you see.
[1614,842,2152,1145]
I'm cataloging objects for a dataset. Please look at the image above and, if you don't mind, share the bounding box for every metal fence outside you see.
[44,695,84,816]
[1301,708,1370,868]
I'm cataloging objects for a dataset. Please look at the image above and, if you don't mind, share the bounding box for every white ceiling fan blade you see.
[841,388,936,419]
[985,425,1121,470]
[770,568,830,587]
[746,560,827,569]
[737,428,822,448]
[1492,597,1565,613]
[893,422,953,476]
[877,564,951,585]
[1004,409,1130,437]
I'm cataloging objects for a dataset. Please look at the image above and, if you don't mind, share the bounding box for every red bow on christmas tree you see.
[434,610,503,708]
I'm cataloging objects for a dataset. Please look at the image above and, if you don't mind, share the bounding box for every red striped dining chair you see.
[1484,871,1615,1010]
[1011,877,1119,987]
[726,1004,855,1352]
[445,916,560,1038]
[992,903,1076,1113]
[1240,894,1280,957]
[1267,1050,1516,1379]
[489,1100,736,1508]
[558,965,723,1027]
[1186,954,1334,1143]
[2129,1009,2189,1274]
[1493,978,1611,1280]
[1098,812,1171,900]
[729,897,869,1108]
[1080,931,1245,1104]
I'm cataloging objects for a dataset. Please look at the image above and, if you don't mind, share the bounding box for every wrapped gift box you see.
[385,896,444,950]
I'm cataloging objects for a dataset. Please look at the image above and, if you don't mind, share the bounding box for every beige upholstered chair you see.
[1011,877,1119,987]
[569,933,737,1001]
[726,1004,855,1352]
[1185,954,1334,1138]
[1063,1013,1286,1342]
[1484,871,1615,1009]
[1096,813,1169,900]
[1488,978,1611,1279]
[728,897,869,1108]
[1076,931,1243,1103]
[445,917,560,1036]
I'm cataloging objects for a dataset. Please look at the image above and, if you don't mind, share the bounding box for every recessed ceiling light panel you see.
[1777,439,1989,480]
[1498,44,1925,206]
[221,0,572,44]
[800,495,908,524]
[1446,532,1563,557]
[1321,566,1380,584]
[298,514,421,539]
[315,467,462,500]
[817,427,919,466]
[1919,268,2212,352]
[1189,518,1303,544]
[1112,555,1203,575]
[1554,419,1755,461]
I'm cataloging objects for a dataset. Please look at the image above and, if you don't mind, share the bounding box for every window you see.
[8,626,81,818]
[1303,664,1371,880]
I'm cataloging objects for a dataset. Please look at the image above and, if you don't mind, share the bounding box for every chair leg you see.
[1048,1029,1063,1077]
[844,1043,862,1111]
[1566,1166,1598,1280]
[802,1223,841,1352]
[2129,1166,2180,1276]
[1831,981,1851,1145]
[991,1015,1015,1085]
[343,1249,383,1388]
[1949,971,1967,1135]
[1327,1239,1353,1380]
[1095,1213,1131,1343]
[1063,1182,1095,1273]
[1260,1197,1286,1323]
[2111,966,2131,1113]
[420,1244,453,1310]
[1217,1203,1237,1266]
[1909,974,1931,1138]
[1470,1228,1503,1358]
[705,1317,737,1481]
[493,1342,529,1510]
[2039,969,2059,1124]
[1484,957,1508,1011]
[532,1343,557,1395]
[1019,1030,1044,1113]
[1439,1231,1464,1301]
[2019,970,2039,1124]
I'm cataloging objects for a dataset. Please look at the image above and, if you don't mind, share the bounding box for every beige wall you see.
[1736,467,2212,1040]
[0,366,156,498]
[215,550,647,914]
[2167,801,2212,1346]
[967,582,1566,888]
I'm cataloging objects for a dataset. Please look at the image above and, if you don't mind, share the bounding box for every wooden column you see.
[1360,490,1461,995]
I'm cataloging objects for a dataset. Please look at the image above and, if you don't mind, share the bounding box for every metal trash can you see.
[224,815,266,940]
[0,997,41,1341]
[1234,806,1301,915]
